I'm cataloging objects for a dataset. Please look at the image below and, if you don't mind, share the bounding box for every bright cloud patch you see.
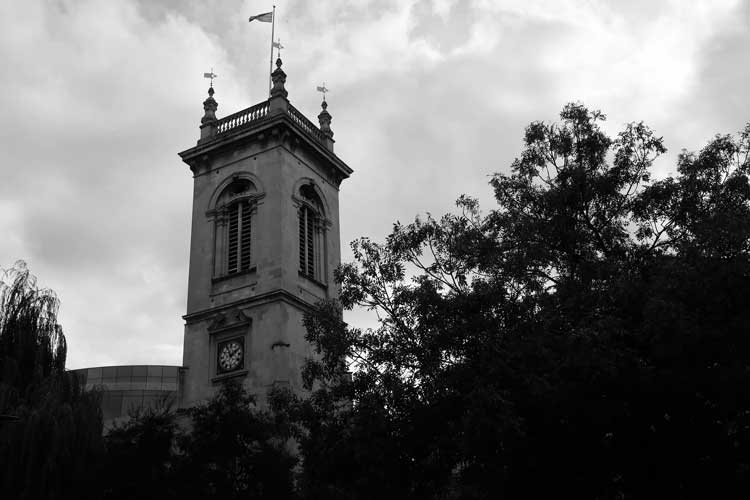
[0,0,746,367]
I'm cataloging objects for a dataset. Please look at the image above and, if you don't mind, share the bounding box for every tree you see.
[175,380,297,500]
[287,105,750,498]
[0,261,104,500]
[0,261,67,401]
[102,400,179,500]
[99,381,298,500]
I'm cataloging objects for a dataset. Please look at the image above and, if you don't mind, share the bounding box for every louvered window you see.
[227,201,252,274]
[299,206,315,277]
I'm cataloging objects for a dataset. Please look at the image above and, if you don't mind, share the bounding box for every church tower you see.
[178,59,352,407]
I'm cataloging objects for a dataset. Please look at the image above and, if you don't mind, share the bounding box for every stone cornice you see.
[183,288,317,324]
[179,108,352,183]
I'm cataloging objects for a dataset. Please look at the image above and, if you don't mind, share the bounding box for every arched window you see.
[215,179,258,276]
[298,184,324,281]
[227,199,252,274]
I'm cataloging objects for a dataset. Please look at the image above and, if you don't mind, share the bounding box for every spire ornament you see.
[273,38,284,59]
[317,100,333,138]
[318,98,335,152]
[203,68,217,88]
[201,87,218,124]
[199,86,219,141]
[270,57,288,99]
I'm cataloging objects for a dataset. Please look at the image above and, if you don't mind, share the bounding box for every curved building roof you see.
[73,365,184,425]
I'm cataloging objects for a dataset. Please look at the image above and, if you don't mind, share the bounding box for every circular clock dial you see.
[218,340,243,372]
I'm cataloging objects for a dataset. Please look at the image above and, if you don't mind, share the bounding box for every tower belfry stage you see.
[179,58,352,406]
[73,58,352,422]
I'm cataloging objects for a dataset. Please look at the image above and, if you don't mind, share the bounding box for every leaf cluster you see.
[288,104,750,498]
[101,380,297,500]
[0,261,104,500]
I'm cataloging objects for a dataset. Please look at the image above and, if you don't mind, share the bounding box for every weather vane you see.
[316,83,329,102]
[272,38,284,58]
[203,68,217,87]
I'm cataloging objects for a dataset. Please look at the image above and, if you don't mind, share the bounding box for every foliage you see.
[0,262,297,498]
[286,104,750,499]
[102,400,179,500]
[100,381,297,500]
[0,261,104,500]
[176,380,297,500]
[0,261,67,401]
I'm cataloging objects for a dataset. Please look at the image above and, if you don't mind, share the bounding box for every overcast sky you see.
[1,0,748,369]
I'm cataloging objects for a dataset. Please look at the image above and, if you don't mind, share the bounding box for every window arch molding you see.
[208,173,265,211]
[291,177,330,216]
[207,173,265,278]
[292,178,330,284]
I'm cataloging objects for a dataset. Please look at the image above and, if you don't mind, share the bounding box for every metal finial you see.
[203,68,217,88]
[272,38,284,58]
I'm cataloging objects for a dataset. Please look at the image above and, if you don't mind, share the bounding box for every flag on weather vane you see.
[248,11,273,23]
[248,7,278,96]
[204,70,217,87]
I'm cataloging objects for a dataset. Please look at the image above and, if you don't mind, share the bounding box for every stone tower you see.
[178,59,352,407]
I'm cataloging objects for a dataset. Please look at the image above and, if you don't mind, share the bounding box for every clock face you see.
[218,339,244,373]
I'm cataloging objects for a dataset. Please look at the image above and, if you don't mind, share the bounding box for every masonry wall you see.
[181,132,342,407]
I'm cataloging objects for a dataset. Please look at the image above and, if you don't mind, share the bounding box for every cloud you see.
[667,0,750,151]
[0,0,243,368]
[0,0,747,368]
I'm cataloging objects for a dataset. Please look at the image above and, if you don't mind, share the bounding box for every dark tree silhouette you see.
[0,261,103,500]
[0,261,67,397]
[175,380,297,500]
[102,400,179,500]
[101,381,297,500]
[282,105,750,499]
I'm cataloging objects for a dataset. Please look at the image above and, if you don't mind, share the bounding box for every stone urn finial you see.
[318,100,333,139]
[270,57,288,99]
[318,100,335,151]
[201,87,218,124]
[199,87,219,141]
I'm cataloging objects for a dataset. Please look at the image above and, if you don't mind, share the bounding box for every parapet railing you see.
[286,104,327,143]
[213,101,327,147]
[216,101,270,134]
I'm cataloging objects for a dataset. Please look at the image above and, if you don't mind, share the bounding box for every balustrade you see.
[215,101,270,134]
[286,104,327,143]
[211,100,327,147]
